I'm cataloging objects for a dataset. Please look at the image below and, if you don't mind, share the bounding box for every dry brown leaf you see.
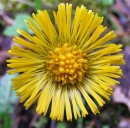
[112,85,130,110]
[109,13,123,31]
[114,0,130,16]
[118,118,130,128]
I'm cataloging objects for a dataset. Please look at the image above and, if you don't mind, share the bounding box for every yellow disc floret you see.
[48,43,87,85]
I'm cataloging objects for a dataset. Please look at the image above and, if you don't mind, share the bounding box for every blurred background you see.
[0,0,130,128]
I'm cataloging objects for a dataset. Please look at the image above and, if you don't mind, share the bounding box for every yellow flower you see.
[7,3,125,121]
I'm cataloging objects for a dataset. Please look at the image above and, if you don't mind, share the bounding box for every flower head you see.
[7,3,125,121]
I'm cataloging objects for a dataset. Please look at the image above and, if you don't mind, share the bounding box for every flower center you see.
[48,43,87,85]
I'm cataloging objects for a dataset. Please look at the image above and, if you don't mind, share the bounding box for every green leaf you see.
[3,25,18,36]
[33,116,48,128]
[15,13,30,24]
[3,13,32,36]
[77,117,83,128]
[103,125,110,128]
[101,0,114,6]
[0,73,18,128]
[34,0,42,11]
[57,122,66,128]
[0,73,18,113]
[0,113,13,128]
